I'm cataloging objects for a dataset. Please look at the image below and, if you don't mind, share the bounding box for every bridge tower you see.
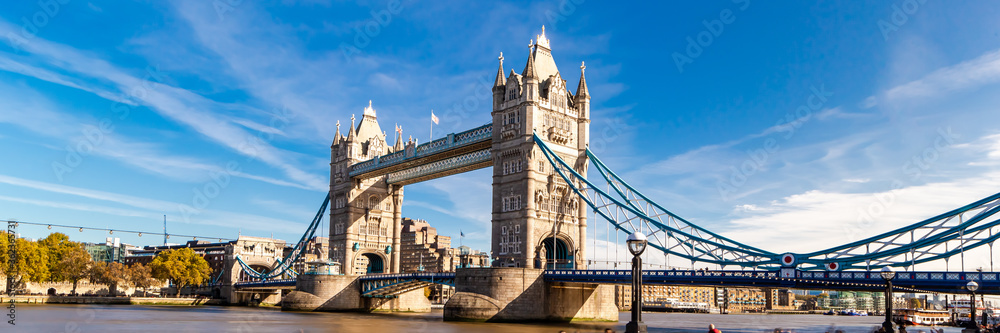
[329,102,405,275]
[490,27,590,269]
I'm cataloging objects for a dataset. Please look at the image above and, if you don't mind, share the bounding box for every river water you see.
[12,304,968,333]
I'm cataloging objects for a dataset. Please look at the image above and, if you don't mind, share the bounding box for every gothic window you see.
[359,222,367,235]
[538,160,545,173]
[515,225,520,234]
[368,195,379,210]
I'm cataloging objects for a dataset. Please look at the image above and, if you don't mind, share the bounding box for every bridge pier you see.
[444,268,617,322]
[282,274,430,312]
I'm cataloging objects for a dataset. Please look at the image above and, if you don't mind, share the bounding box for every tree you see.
[150,248,211,297]
[0,231,9,277]
[38,233,77,282]
[128,263,158,295]
[90,261,129,296]
[12,238,49,284]
[56,245,93,295]
[908,297,923,309]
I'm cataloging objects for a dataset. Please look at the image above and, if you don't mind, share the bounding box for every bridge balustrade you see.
[348,124,492,177]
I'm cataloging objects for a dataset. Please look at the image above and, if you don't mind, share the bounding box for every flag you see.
[395,124,402,134]
[431,111,439,125]
[460,230,465,237]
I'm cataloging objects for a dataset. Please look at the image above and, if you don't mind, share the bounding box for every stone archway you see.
[538,236,574,270]
[355,252,386,275]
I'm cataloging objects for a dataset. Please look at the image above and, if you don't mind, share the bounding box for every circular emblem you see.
[780,253,796,267]
[826,262,840,271]
[385,245,392,254]
[352,242,360,251]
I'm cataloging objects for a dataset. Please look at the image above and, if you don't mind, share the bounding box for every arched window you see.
[368,195,379,210]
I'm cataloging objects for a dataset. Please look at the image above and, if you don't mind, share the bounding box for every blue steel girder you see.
[534,134,779,268]
[537,133,1000,271]
[800,193,1000,271]
[385,149,491,185]
[349,124,492,180]
[545,270,1000,295]
[236,193,330,280]
[359,272,455,298]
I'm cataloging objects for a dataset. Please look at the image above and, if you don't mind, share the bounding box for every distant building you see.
[453,245,490,269]
[84,237,142,263]
[400,218,454,273]
[615,285,715,311]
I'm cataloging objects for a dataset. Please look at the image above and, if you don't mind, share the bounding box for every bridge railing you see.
[349,124,492,177]
[548,269,999,282]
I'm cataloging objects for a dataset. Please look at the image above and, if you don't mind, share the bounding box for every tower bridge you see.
[231,27,1000,322]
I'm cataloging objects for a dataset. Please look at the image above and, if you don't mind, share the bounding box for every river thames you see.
[11,304,970,333]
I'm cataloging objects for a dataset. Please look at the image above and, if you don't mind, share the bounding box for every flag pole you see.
[429,109,434,143]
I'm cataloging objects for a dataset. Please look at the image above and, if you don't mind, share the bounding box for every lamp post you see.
[626,232,648,333]
[968,281,981,332]
[881,266,896,333]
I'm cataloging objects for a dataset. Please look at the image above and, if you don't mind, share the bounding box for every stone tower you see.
[329,101,405,275]
[490,27,590,269]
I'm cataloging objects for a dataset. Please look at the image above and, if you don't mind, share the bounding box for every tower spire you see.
[493,52,506,88]
[576,61,589,99]
[333,120,343,144]
[346,114,356,140]
[522,47,538,79]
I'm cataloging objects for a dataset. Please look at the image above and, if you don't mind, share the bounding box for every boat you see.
[893,308,951,326]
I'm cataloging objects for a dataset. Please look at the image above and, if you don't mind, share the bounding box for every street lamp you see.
[626,232,648,333]
[880,266,896,333]
[968,281,981,332]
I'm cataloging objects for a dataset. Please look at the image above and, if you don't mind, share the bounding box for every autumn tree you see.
[12,238,49,284]
[90,261,130,296]
[38,233,77,282]
[0,231,9,277]
[150,248,211,297]
[56,245,93,295]
[128,263,158,295]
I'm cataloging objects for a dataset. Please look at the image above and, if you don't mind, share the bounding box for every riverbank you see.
[1,295,225,305]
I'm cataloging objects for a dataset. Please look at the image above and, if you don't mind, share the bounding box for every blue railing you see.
[349,124,492,177]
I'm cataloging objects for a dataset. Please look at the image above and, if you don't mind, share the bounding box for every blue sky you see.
[2,1,1000,270]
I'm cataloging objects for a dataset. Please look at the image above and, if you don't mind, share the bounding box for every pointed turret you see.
[346,114,356,141]
[522,45,538,80]
[393,124,404,151]
[333,120,343,145]
[575,61,590,99]
[494,52,506,88]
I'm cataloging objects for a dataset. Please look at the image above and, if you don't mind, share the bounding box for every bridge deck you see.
[349,124,492,183]
[546,269,1000,294]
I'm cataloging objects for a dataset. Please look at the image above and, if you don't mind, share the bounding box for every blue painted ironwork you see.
[385,149,490,184]
[534,133,777,268]
[236,192,330,280]
[545,269,1000,294]
[349,124,492,177]
[233,279,297,289]
[359,272,455,298]
[537,133,1000,271]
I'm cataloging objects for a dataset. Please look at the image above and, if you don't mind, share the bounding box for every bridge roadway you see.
[345,269,1000,297]
[348,124,492,185]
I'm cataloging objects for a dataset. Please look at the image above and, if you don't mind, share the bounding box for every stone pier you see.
[443,268,617,322]
[282,274,430,312]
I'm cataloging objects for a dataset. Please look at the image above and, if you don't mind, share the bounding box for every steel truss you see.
[236,192,330,279]
[536,134,1000,271]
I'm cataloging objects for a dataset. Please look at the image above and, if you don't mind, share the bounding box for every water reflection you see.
[16,305,969,333]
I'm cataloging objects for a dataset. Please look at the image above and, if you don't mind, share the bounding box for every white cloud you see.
[883,48,1000,102]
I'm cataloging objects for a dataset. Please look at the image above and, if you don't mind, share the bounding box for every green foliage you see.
[150,248,211,297]
[817,292,830,298]
[908,297,923,309]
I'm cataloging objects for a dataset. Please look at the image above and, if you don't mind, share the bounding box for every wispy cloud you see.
[882,48,1000,102]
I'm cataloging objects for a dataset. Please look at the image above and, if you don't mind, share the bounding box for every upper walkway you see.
[348,124,492,184]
